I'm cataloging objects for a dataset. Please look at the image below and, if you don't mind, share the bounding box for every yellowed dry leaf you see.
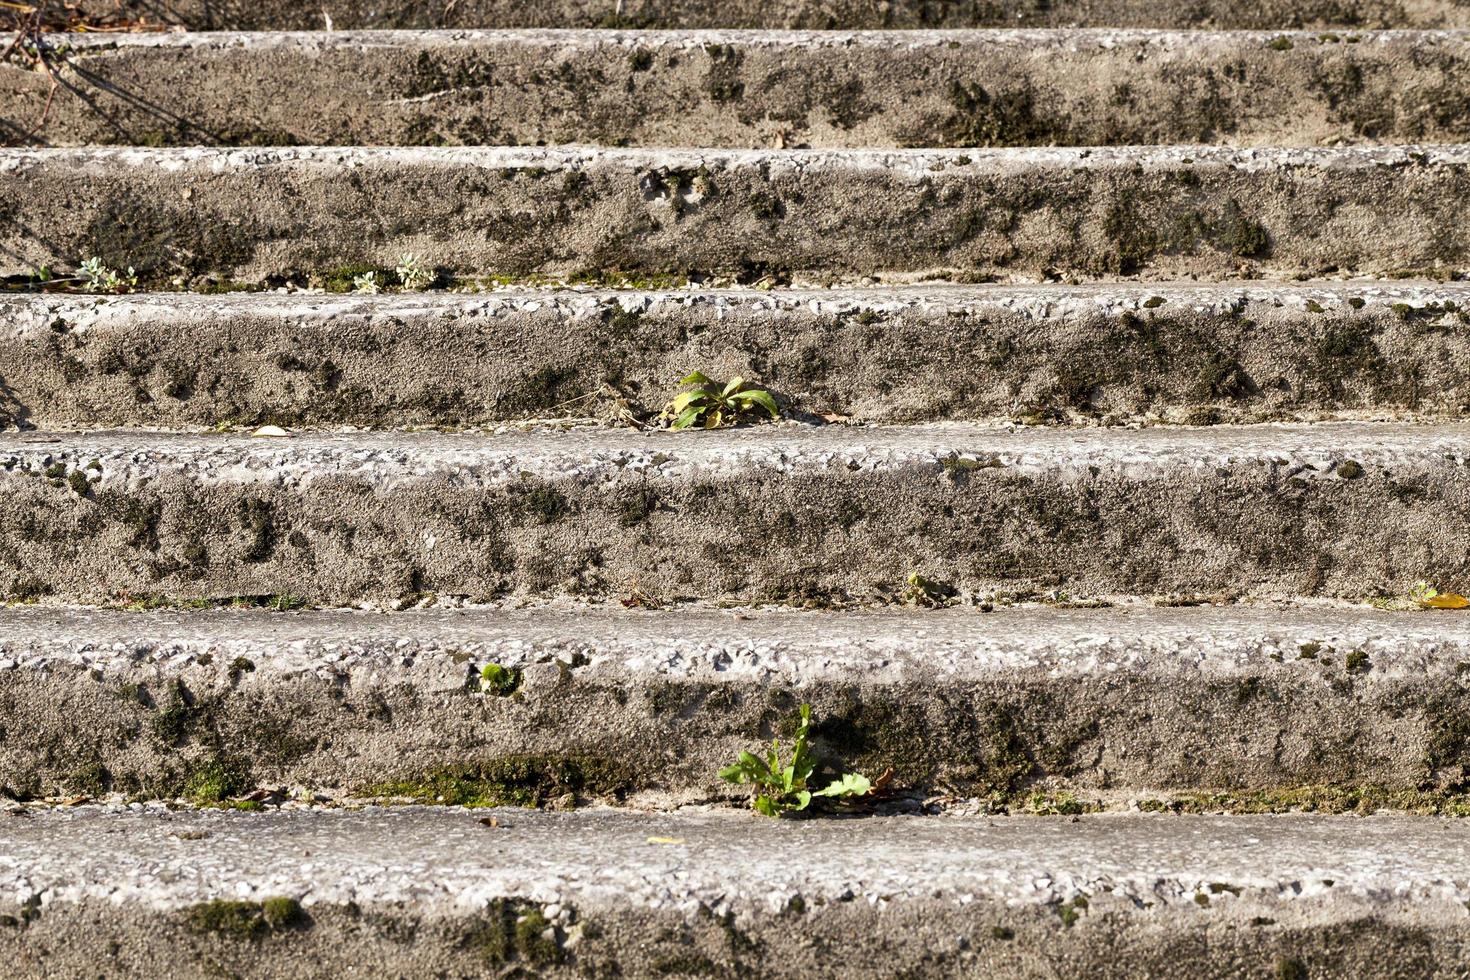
[646,836,685,845]
[1421,592,1470,609]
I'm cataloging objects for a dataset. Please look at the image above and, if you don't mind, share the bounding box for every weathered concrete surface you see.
[6,283,1470,429]
[3,807,1470,978]
[52,0,1470,30]
[3,423,1470,604]
[5,604,1470,802]
[13,30,1470,148]
[3,145,1470,283]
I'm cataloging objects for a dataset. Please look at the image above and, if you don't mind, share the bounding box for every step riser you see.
[0,427,1466,603]
[50,0,1470,30]
[5,610,1469,802]
[5,894,1458,979]
[3,147,1469,283]
[14,31,1470,148]
[4,286,1470,429]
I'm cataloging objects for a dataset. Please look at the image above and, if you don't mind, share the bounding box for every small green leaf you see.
[740,750,767,774]
[719,751,770,784]
[478,663,521,696]
[728,389,779,418]
[791,790,812,812]
[679,371,715,386]
[668,390,708,414]
[813,773,872,798]
[722,376,745,397]
[753,795,780,817]
[791,753,814,785]
[672,406,703,430]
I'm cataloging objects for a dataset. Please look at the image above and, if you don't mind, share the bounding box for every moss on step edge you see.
[184,896,307,940]
[1134,784,1470,816]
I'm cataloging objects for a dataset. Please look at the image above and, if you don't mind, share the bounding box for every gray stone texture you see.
[3,604,1470,801]
[3,283,1469,429]
[53,0,1470,30]
[1,423,1469,604]
[2,145,1470,283]
[4,806,1470,977]
[10,30,1470,148]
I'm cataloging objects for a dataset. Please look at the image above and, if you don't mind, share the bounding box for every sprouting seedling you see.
[479,663,522,696]
[395,253,433,290]
[78,257,137,293]
[79,257,107,287]
[663,372,779,430]
[719,703,871,816]
[352,271,380,294]
[905,572,958,608]
[1412,581,1470,609]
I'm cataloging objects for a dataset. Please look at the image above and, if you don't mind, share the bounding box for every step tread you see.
[6,421,1468,474]
[0,603,1462,675]
[5,806,1466,910]
[6,806,1464,976]
[9,279,1469,316]
[40,26,1470,45]
[13,142,1470,168]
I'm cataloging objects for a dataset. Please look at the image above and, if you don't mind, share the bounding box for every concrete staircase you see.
[4,2,1470,977]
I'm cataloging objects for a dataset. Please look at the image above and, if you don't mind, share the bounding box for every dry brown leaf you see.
[1422,592,1470,609]
[238,788,285,805]
[869,768,895,795]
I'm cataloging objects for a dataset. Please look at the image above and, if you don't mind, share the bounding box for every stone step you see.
[12,30,1470,149]
[4,604,1470,807]
[4,283,1470,430]
[49,0,1470,31]
[3,145,1469,285]
[2,422,1468,605]
[2,805,1467,978]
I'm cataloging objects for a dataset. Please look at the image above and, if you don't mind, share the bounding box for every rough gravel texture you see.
[56,0,1470,30]
[4,145,1470,283]
[3,422,1470,604]
[5,283,1470,429]
[3,806,1470,977]
[5,604,1470,801]
[12,30,1470,148]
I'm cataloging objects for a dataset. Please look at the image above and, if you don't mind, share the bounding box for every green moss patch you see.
[465,899,564,966]
[184,897,306,940]
[365,755,632,808]
[181,756,254,805]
